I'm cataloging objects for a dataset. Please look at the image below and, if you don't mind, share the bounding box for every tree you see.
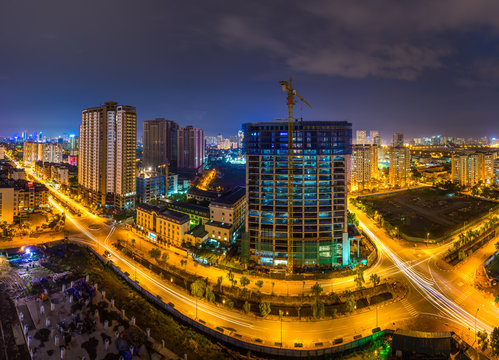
[180,259,187,268]
[243,301,251,314]
[346,295,356,314]
[491,327,499,356]
[478,330,489,352]
[255,280,264,293]
[148,248,161,262]
[369,273,380,287]
[271,281,275,295]
[227,270,235,287]
[190,279,206,298]
[161,252,169,264]
[311,282,323,297]
[225,298,234,309]
[240,276,250,289]
[355,266,365,289]
[205,287,216,303]
[312,299,325,319]
[259,302,271,318]
[217,276,223,292]
[347,212,359,226]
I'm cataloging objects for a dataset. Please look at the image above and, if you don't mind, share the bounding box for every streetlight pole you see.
[376,304,378,328]
[279,310,284,348]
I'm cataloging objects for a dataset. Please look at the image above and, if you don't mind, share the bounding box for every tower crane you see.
[278,77,311,274]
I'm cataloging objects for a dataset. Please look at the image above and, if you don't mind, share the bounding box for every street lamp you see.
[279,310,284,348]
[473,308,479,346]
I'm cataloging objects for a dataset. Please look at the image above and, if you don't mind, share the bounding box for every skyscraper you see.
[369,130,379,144]
[244,120,352,272]
[351,144,378,191]
[393,132,404,147]
[356,130,367,145]
[389,146,410,187]
[177,126,205,171]
[78,101,137,210]
[143,118,179,172]
[23,142,63,164]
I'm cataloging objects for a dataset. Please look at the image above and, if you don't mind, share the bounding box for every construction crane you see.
[278,77,311,274]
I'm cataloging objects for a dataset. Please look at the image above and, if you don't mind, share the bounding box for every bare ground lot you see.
[358,187,498,239]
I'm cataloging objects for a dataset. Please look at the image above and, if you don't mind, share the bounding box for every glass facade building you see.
[243,121,352,271]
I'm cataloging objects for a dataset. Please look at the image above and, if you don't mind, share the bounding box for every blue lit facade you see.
[243,121,352,271]
[136,175,166,203]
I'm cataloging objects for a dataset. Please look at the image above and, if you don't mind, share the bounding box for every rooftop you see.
[211,186,245,207]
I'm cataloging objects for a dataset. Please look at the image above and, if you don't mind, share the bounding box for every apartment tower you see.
[78,101,137,210]
[177,126,205,172]
[143,118,179,173]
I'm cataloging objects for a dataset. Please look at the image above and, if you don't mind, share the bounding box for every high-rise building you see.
[356,130,367,145]
[237,130,244,149]
[373,135,382,147]
[494,158,499,187]
[451,152,484,187]
[369,130,379,144]
[393,133,404,147]
[389,146,410,187]
[136,174,166,203]
[177,126,205,171]
[143,118,179,172]
[78,101,137,210]
[484,152,498,185]
[244,121,352,272]
[23,142,63,165]
[351,145,378,191]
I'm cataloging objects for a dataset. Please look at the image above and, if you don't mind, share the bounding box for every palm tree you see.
[369,273,380,287]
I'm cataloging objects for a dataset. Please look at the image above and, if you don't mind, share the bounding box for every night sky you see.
[1,0,499,140]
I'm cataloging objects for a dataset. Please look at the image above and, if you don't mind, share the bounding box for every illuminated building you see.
[136,203,190,247]
[389,146,410,187]
[205,186,246,243]
[143,118,178,173]
[78,102,137,210]
[136,174,166,203]
[451,151,498,186]
[369,130,379,144]
[0,146,4,160]
[23,142,63,165]
[393,132,404,147]
[351,144,378,191]
[244,121,352,271]
[0,186,15,224]
[494,158,499,187]
[356,130,367,145]
[177,125,205,172]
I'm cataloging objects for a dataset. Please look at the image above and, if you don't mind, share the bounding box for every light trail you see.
[49,197,254,329]
[359,219,494,334]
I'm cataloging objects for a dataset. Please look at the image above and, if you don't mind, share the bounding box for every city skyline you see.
[3,1,499,138]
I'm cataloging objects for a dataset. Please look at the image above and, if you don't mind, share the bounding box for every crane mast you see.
[278,77,311,274]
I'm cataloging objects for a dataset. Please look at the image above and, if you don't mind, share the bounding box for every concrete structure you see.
[0,179,48,222]
[68,155,78,166]
[494,158,499,187]
[351,144,378,191]
[159,199,209,226]
[244,121,352,271]
[369,130,379,144]
[389,146,410,187]
[393,132,404,147]
[136,175,166,203]
[0,185,15,224]
[0,146,4,160]
[355,130,367,145]
[9,168,26,180]
[452,152,484,186]
[143,118,178,172]
[177,125,205,172]
[205,186,246,243]
[136,203,190,247]
[483,151,497,185]
[167,173,178,194]
[78,101,137,210]
[23,142,63,165]
[34,162,70,185]
[187,187,220,202]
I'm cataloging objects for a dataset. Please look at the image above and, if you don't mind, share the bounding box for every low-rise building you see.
[187,187,221,202]
[184,224,209,246]
[136,203,190,247]
[167,173,178,194]
[159,199,209,226]
[136,175,166,203]
[205,186,246,243]
[9,168,26,181]
[0,179,48,223]
[51,164,69,185]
